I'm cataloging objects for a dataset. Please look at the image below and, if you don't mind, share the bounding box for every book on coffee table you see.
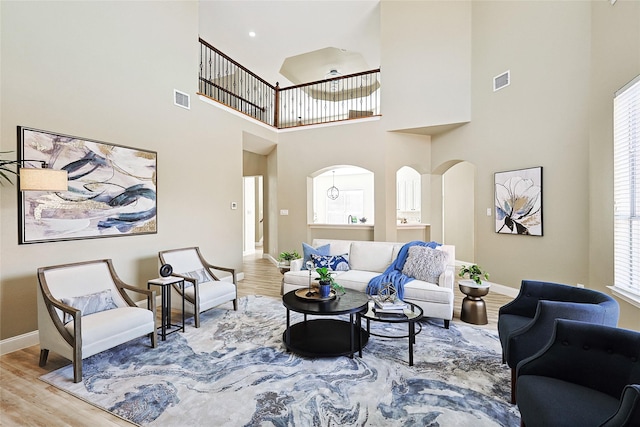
[373,297,408,311]
[374,310,408,320]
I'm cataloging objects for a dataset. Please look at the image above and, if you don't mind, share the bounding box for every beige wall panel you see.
[380,0,471,131]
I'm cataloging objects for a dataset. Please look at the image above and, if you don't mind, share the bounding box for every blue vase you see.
[319,283,331,298]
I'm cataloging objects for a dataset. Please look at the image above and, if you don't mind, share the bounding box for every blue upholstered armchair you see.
[517,319,640,427]
[498,280,619,403]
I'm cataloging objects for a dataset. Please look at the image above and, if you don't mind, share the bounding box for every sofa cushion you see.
[332,270,380,292]
[301,242,330,270]
[402,246,449,284]
[312,239,352,256]
[349,241,396,273]
[311,253,350,271]
[61,289,118,324]
[403,280,453,304]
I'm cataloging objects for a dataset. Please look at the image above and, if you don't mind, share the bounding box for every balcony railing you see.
[198,38,380,129]
[278,69,380,129]
[199,38,277,126]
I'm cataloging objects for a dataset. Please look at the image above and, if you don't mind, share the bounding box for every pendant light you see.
[327,170,339,200]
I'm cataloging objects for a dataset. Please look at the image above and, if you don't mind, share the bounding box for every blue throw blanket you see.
[365,240,441,300]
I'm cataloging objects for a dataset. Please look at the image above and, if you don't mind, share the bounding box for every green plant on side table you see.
[315,267,345,297]
[458,264,490,285]
[278,250,300,266]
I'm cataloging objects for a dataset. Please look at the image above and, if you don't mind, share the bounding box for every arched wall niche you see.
[308,165,375,225]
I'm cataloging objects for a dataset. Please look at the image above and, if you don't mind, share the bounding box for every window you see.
[613,75,640,305]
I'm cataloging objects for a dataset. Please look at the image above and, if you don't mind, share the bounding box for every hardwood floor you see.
[0,250,514,426]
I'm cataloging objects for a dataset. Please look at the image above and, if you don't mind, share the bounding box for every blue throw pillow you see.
[311,253,350,271]
[302,242,330,270]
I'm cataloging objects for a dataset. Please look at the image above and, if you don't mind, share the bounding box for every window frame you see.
[609,74,640,308]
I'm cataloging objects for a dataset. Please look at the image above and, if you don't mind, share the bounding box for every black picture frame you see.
[18,126,157,244]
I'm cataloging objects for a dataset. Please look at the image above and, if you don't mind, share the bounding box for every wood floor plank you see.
[0,249,514,426]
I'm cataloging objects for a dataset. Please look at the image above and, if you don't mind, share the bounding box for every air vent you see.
[174,89,190,109]
[493,70,510,92]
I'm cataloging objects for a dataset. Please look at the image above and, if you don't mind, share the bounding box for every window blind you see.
[614,75,640,297]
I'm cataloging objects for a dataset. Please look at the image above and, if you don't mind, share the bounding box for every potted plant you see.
[315,267,345,297]
[278,250,300,266]
[458,264,490,285]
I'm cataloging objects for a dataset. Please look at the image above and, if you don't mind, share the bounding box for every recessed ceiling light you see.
[249,31,256,37]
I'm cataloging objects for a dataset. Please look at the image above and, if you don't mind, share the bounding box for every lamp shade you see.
[19,167,68,191]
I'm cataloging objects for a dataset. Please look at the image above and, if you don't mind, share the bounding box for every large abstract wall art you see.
[494,166,543,236]
[18,127,157,244]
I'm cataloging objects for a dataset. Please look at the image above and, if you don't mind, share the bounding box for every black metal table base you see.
[148,278,185,341]
[283,318,369,358]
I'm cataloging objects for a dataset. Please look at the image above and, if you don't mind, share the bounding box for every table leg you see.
[166,285,172,329]
[180,281,185,332]
[285,308,291,349]
[357,313,362,358]
[349,313,354,358]
[160,286,167,341]
[408,321,415,366]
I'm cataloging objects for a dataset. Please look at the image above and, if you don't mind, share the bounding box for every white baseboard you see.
[263,253,279,265]
[0,331,39,356]
[488,282,519,298]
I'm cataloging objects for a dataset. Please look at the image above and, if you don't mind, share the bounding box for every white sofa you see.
[283,239,456,328]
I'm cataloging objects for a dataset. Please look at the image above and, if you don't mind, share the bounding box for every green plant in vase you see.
[278,250,300,266]
[458,264,490,285]
[315,267,345,296]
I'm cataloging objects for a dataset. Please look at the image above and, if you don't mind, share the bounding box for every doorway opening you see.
[243,176,263,256]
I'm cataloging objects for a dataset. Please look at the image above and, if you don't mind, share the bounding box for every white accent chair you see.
[37,259,157,383]
[158,247,237,328]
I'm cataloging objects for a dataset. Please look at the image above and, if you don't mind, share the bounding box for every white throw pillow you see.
[401,246,449,284]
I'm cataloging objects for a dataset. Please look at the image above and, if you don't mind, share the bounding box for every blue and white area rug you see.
[41,295,520,426]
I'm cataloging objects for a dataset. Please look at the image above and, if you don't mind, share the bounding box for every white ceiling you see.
[198,0,381,87]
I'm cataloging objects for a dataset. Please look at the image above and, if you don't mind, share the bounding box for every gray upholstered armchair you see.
[498,280,619,403]
[37,259,157,383]
[517,319,640,427]
[159,247,237,328]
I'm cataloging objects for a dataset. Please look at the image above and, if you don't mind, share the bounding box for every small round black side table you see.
[458,280,490,325]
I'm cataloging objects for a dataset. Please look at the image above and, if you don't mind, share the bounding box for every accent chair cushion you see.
[301,242,330,270]
[310,253,350,271]
[61,289,118,324]
[401,246,449,284]
[517,375,621,427]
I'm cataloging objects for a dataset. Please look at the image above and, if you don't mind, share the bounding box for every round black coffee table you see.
[282,289,370,358]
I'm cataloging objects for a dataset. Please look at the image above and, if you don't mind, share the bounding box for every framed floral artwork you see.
[494,166,542,236]
[18,126,157,244]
